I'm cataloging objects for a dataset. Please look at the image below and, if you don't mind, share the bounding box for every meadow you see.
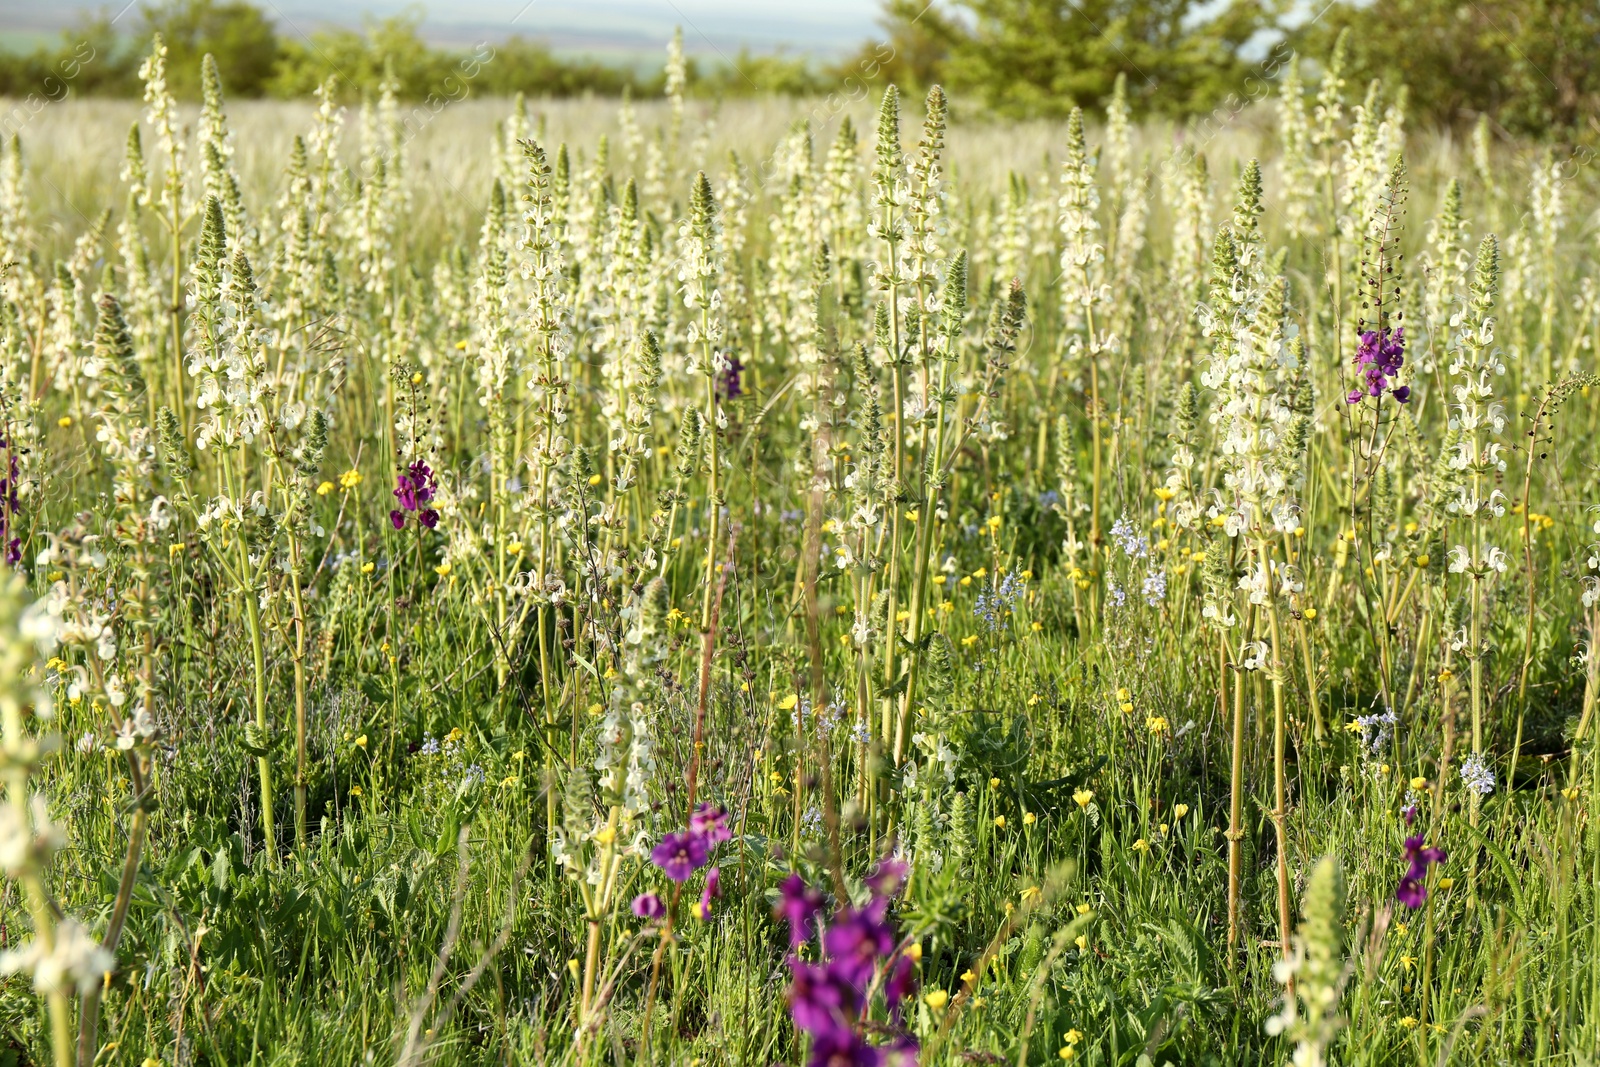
[0,31,1597,1067]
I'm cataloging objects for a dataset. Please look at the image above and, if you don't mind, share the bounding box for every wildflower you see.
[1023,811,1036,825]
[1073,789,1094,808]
[354,734,367,749]
[651,831,709,882]
[389,459,440,530]
[775,873,827,946]
[1346,327,1409,404]
[1132,838,1150,852]
[1173,803,1189,819]
[1460,752,1495,796]
[316,481,334,496]
[693,867,721,919]
[0,919,112,994]
[993,815,1006,829]
[1395,833,1447,909]
[1075,903,1091,916]
[339,469,362,489]
[923,989,948,1010]
[361,561,375,574]
[689,803,731,845]
[434,562,451,578]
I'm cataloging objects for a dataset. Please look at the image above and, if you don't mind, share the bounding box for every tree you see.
[1299,0,1600,133]
[141,0,281,97]
[907,0,1269,118]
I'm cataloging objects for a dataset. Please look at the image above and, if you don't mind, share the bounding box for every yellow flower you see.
[1020,885,1042,902]
[355,734,367,749]
[512,750,526,761]
[987,515,1002,530]
[316,481,335,496]
[1410,776,1428,790]
[1415,554,1430,567]
[1154,486,1175,502]
[896,610,911,622]
[906,509,919,522]
[1438,669,1453,683]
[1436,877,1454,890]
[435,562,452,577]
[932,574,946,585]
[961,634,979,647]
[1064,1029,1084,1046]
[500,775,517,787]
[168,543,186,557]
[1145,716,1169,734]
[959,575,973,587]
[1073,789,1094,808]
[340,469,362,489]
[993,815,1006,829]
[1132,838,1150,852]
[1030,620,1043,632]
[1400,955,1416,972]
[973,567,987,579]
[1400,1017,1418,1029]
[587,703,603,716]
[778,694,799,710]
[923,989,949,1010]
[506,541,524,556]
[1120,701,1134,714]
[959,969,977,984]
[906,942,922,961]
[454,339,468,351]
[361,561,375,574]
[1023,811,1036,825]
[594,825,617,845]
[989,776,1001,789]
[1173,803,1189,819]
[1075,902,1091,916]
[1561,786,1581,800]
[1074,935,1088,951]
[1303,607,1317,620]
[349,786,364,797]
[1059,1046,1076,1060]
[588,473,603,486]
[57,415,73,428]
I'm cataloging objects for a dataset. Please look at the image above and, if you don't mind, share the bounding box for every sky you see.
[0,1,888,58]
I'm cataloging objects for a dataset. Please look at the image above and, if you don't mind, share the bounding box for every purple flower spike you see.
[787,957,853,1035]
[823,906,896,990]
[651,830,709,882]
[776,873,827,947]
[1347,327,1409,404]
[1395,832,1447,908]
[807,1024,882,1067]
[391,459,441,530]
[632,892,665,919]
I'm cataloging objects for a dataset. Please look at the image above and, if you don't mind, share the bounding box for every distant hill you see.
[1,0,882,59]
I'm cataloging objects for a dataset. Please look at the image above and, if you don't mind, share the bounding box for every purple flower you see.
[651,831,709,882]
[632,892,665,919]
[865,858,908,900]
[776,873,827,947]
[391,460,441,530]
[807,1024,882,1067]
[1395,832,1447,909]
[1346,327,1409,404]
[787,957,855,1035]
[722,353,744,400]
[690,803,732,846]
[696,867,721,919]
[823,906,896,990]
[884,953,917,1013]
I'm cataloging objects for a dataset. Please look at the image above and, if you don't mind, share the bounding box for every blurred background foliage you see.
[1,0,1597,136]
